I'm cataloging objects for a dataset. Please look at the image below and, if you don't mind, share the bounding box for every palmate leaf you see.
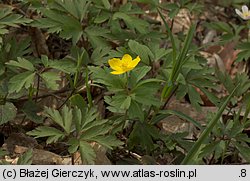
[32,9,83,44]
[49,59,77,74]
[22,100,43,123]
[101,0,111,9]
[129,66,151,85]
[128,121,160,152]
[187,85,203,111]
[70,94,106,131]
[235,42,250,62]
[0,37,31,62]
[0,102,17,125]
[91,47,110,65]
[85,26,110,48]
[0,7,32,37]
[79,141,96,165]
[89,66,125,92]
[6,57,35,71]
[128,100,144,121]
[128,40,154,64]
[105,93,131,113]
[44,106,73,135]
[8,71,35,93]
[80,124,112,140]
[68,138,79,154]
[27,126,65,144]
[91,135,123,149]
[113,12,149,34]
[51,0,90,22]
[40,71,60,90]
[234,142,250,163]
[32,0,90,44]
[132,79,162,107]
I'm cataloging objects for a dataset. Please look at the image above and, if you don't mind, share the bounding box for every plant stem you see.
[85,68,93,108]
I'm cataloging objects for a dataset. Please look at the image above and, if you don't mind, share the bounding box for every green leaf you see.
[70,94,87,111]
[161,23,196,100]
[27,126,65,144]
[52,0,90,22]
[235,142,250,163]
[0,7,32,38]
[79,141,96,164]
[6,57,35,71]
[0,37,31,61]
[91,47,110,65]
[17,149,33,165]
[128,122,160,152]
[85,26,110,48]
[120,96,131,110]
[80,124,111,140]
[72,107,82,134]
[41,55,49,67]
[32,7,83,44]
[0,102,17,125]
[91,135,123,149]
[81,107,101,130]
[113,12,149,34]
[101,0,111,9]
[68,138,79,154]
[89,66,125,92]
[22,100,43,123]
[128,100,144,122]
[49,59,77,74]
[188,85,203,111]
[128,40,154,64]
[130,66,151,83]
[44,106,73,135]
[40,72,60,90]
[8,71,35,93]
[157,8,176,63]
[205,21,232,34]
[133,80,161,107]
[198,141,220,159]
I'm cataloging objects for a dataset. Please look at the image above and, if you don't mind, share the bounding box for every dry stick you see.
[7,87,72,103]
[56,88,76,110]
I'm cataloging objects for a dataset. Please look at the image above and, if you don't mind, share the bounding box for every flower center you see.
[243,11,250,17]
[121,62,130,69]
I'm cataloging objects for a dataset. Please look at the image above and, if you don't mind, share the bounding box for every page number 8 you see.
[240,169,246,177]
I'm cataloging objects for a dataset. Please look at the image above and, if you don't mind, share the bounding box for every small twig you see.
[7,87,72,103]
[56,89,76,110]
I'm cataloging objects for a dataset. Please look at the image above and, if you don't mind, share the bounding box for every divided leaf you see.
[27,126,65,144]
[8,71,35,93]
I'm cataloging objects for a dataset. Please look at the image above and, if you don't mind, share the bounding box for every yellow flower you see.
[235,5,250,20]
[108,54,140,75]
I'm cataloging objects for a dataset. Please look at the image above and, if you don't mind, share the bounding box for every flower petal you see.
[235,9,243,17]
[108,58,122,71]
[242,5,249,13]
[128,56,141,68]
[122,54,132,64]
[110,70,126,75]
